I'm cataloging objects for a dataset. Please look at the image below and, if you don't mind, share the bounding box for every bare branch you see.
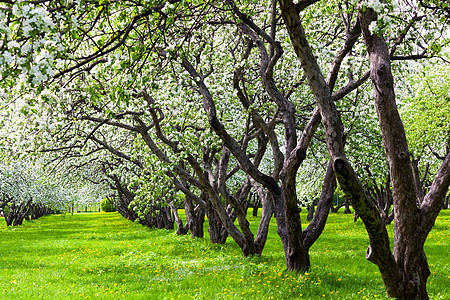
[80,115,140,133]
[332,70,371,101]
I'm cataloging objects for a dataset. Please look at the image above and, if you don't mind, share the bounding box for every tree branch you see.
[181,57,279,192]
[420,152,450,229]
[295,0,321,12]
[89,134,144,169]
[80,115,140,133]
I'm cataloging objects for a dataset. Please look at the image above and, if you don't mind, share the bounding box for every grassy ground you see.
[0,210,448,299]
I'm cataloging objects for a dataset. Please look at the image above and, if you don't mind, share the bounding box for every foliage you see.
[1,0,447,204]
[401,61,450,162]
[100,197,116,212]
[0,1,449,297]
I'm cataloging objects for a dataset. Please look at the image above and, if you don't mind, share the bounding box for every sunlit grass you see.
[0,210,448,299]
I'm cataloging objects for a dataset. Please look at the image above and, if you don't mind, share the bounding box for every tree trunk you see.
[205,200,228,244]
[110,174,139,222]
[303,161,337,250]
[184,195,205,238]
[344,197,351,214]
[5,201,18,226]
[331,191,346,213]
[357,7,450,299]
[252,206,258,217]
[306,200,316,221]
[182,47,313,269]
[271,187,310,272]
[249,191,261,217]
[251,180,274,254]
[192,205,206,238]
[30,204,37,220]
[170,202,188,235]
[163,206,175,230]
[278,0,412,296]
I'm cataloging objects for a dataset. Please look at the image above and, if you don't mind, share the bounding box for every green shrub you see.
[100,198,116,212]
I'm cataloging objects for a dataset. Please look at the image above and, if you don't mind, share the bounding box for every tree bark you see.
[184,194,205,238]
[253,183,273,254]
[272,187,310,271]
[279,0,406,295]
[205,199,228,244]
[358,7,450,299]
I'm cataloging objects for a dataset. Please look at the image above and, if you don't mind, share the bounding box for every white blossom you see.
[7,40,20,49]
[2,51,13,65]
[368,21,378,34]
[362,0,384,13]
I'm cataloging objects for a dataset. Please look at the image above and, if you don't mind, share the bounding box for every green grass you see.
[0,210,449,299]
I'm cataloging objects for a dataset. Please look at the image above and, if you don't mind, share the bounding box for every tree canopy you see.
[1,0,449,299]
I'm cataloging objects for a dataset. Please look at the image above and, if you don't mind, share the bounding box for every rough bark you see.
[205,199,228,244]
[252,180,274,254]
[359,7,415,298]
[358,7,450,299]
[272,187,310,271]
[279,144,309,271]
[279,0,407,295]
[184,193,205,238]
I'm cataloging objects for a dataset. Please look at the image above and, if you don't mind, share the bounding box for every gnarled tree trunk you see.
[205,199,228,244]
[278,1,450,298]
[184,194,205,238]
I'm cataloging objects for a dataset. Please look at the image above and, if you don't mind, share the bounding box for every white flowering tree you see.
[47,66,276,253]
[1,0,449,298]
[278,0,450,298]
[0,160,66,225]
[0,0,72,88]
[401,61,450,209]
[13,1,281,255]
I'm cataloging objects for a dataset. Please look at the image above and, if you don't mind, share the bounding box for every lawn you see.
[0,210,448,299]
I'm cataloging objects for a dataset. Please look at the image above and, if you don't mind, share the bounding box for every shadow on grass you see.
[0,211,448,299]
